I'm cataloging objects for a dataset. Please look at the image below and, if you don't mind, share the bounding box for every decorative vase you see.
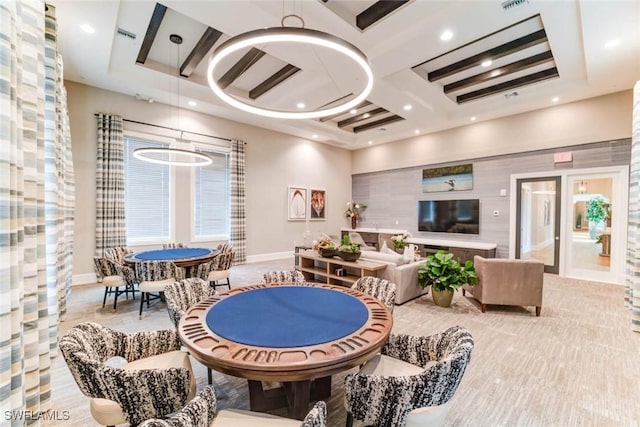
[432,289,454,308]
[351,215,357,229]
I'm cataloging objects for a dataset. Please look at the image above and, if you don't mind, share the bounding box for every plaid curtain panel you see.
[95,113,126,255]
[627,82,640,333]
[0,0,75,419]
[229,140,246,264]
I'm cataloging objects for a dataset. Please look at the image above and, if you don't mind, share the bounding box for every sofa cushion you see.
[360,250,406,265]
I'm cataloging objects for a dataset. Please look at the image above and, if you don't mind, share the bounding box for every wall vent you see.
[501,0,528,10]
[117,28,137,40]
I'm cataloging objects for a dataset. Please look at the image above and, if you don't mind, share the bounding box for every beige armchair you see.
[463,255,544,316]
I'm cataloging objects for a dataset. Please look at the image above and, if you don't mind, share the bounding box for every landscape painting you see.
[422,164,473,192]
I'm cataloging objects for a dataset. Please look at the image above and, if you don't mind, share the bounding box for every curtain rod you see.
[94,114,233,142]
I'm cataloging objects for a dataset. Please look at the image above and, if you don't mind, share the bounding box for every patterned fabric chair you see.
[135,261,185,318]
[139,385,327,427]
[103,246,133,263]
[93,256,137,310]
[163,243,187,249]
[260,270,306,284]
[164,278,217,385]
[351,276,397,312]
[217,242,233,254]
[344,325,474,427]
[193,251,234,291]
[59,322,196,426]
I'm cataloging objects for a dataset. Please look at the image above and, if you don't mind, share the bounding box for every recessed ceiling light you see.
[604,39,620,49]
[296,102,305,109]
[368,140,373,145]
[481,60,492,67]
[440,30,453,41]
[188,100,197,106]
[414,129,420,135]
[312,134,318,138]
[470,116,477,121]
[490,70,501,77]
[350,109,357,114]
[552,96,559,103]
[80,24,95,34]
[403,104,412,111]
[363,113,371,119]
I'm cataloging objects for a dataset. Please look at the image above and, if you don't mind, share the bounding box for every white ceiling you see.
[52,0,640,150]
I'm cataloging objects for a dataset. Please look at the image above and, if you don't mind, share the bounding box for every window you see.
[193,146,229,240]
[124,137,171,244]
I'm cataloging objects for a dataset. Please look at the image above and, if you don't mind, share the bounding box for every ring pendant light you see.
[207,19,373,120]
[134,34,213,167]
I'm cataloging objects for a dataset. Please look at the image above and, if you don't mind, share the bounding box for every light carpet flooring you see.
[45,257,640,426]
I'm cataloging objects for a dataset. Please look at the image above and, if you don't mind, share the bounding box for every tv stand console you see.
[406,237,496,263]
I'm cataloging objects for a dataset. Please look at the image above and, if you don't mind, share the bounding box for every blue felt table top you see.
[206,286,368,348]
[132,248,213,261]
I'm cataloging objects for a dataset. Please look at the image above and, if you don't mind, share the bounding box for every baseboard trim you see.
[73,273,97,286]
[246,251,292,264]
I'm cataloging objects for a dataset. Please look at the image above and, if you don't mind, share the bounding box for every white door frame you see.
[510,165,628,285]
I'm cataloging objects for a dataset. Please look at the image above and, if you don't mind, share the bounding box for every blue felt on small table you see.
[206,286,368,348]
[133,248,212,260]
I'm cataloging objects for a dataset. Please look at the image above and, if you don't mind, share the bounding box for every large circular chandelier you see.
[207,26,374,120]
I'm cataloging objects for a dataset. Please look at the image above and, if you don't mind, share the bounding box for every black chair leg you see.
[346,412,354,427]
[102,287,109,308]
[112,287,119,310]
[207,368,213,384]
[139,293,145,318]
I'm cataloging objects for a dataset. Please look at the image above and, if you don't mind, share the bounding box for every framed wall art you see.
[288,186,307,220]
[422,164,473,192]
[309,189,326,220]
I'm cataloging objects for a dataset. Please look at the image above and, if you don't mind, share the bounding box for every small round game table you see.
[179,282,393,419]
[123,247,218,277]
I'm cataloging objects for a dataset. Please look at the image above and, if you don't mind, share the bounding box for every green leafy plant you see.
[585,196,610,224]
[418,250,478,292]
[338,235,360,253]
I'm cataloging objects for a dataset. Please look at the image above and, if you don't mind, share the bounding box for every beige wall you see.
[66,81,352,279]
[352,90,633,174]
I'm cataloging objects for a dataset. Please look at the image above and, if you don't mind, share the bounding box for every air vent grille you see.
[502,0,529,10]
[117,28,136,40]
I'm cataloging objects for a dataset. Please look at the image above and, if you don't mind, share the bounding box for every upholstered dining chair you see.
[348,232,377,251]
[164,277,217,384]
[193,250,234,291]
[93,256,137,310]
[351,276,397,312]
[217,241,233,254]
[139,386,327,427]
[344,325,474,427]
[260,270,306,284]
[103,246,133,263]
[135,261,185,318]
[163,243,187,248]
[59,322,196,427]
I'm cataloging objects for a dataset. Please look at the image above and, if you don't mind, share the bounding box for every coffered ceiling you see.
[52,0,640,149]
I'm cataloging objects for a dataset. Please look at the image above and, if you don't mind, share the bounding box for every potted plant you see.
[314,237,336,258]
[390,231,412,254]
[585,196,610,239]
[345,201,367,230]
[418,250,478,307]
[337,235,361,262]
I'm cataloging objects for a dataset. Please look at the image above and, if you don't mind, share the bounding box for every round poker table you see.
[179,282,393,419]
[123,247,218,268]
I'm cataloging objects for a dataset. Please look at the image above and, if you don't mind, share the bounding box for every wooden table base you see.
[248,376,332,420]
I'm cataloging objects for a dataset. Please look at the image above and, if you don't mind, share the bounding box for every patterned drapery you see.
[1,0,75,421]
[626,81,640,332]
[229,140,246,264]
[95,113,126,255]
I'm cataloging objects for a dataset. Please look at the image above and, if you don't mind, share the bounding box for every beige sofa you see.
[359,251,428,304]
[463,255,544,316]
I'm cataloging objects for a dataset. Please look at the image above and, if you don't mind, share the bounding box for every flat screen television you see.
[418,199,480,234]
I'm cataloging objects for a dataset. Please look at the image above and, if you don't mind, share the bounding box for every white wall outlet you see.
[499,189,507,197]
[493,210,500,216]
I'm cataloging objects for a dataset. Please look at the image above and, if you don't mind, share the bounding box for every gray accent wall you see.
[353,139,631,257]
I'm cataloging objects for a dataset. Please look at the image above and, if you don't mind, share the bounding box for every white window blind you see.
[194,147,229,239]
[124,137,171,243]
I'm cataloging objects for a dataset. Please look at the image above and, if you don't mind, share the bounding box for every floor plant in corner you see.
[418,250,478,307]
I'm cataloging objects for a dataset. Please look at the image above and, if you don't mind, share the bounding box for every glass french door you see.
[516,176,561,274]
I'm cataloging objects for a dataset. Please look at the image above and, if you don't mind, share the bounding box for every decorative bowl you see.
[318,247,337,258]
[337,251,361,262]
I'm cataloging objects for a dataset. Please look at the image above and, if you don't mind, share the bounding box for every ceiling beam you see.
[217,48,266,90]
[136,3,167,64]
[180,27,223,78]
[353,115,404,133]
[456,67,559,103]
[427,29,548,82]
[249,64,301,100]
[356,1,410,31]
[319,100,371,122]
[338,107,387,128]
[444,51,554,93]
